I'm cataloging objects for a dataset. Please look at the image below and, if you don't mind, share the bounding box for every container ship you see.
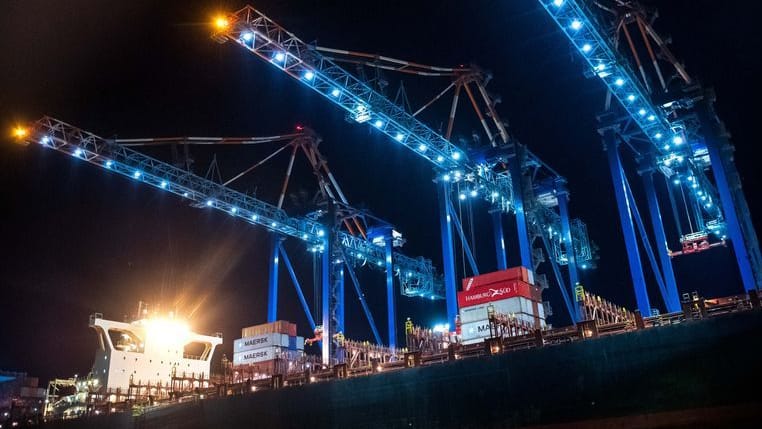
[38,271,762,428]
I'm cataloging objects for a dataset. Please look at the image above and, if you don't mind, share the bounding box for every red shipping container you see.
[457,280,536,307]
[462,267,529,291]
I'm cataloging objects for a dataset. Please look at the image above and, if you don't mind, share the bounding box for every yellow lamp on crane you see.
[213,16,229,30]
[12,126,28,139]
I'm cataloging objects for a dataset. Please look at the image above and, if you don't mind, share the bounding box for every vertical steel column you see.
[555,184,581,322]
[604,129,651,314]
[491,209,508,271]
[699,98,757,291]
[540,234,576,325]
[267,234,281,323]
[321,237,331,364]
[642,169,680,311]
[508,151,532,268]
[336,263,345,334]
[437,179,459,326]
[705,141,756,291]
[384,229,397,349]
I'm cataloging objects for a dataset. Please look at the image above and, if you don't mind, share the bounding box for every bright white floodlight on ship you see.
[144,318,191,347]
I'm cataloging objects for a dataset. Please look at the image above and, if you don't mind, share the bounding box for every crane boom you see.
[23,116,443,298]
[538,0,761,291]
[213,6,513,213]
[213,5,597,266]
[537,0,723,221]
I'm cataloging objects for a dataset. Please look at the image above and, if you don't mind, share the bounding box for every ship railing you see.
[644,311,685,327]
[596,321,635,336]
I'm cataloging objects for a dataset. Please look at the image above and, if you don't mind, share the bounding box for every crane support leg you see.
[508,154,532,268]
[642,169,681,311]
[278,243,316,331]
[556,186,581,322]
[385,230,396,349]
[540,234,576,325]
[623,172,674,312]
[267,234,281,323]
[335,263,345,334]
[491,210,508,271]
[321,236,331,364]
[604,129,651,314]
[699,99,760,291]
[438,180,459,326]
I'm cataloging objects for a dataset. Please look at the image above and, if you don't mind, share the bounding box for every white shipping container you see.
[460,313,544,344]
[460,319,492,343]
[460,297,538,324]
[233,346,284,365]
[459,304,488,324]
[234,333,289,353]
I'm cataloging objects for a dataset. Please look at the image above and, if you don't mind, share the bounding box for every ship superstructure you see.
[88,307,222,396]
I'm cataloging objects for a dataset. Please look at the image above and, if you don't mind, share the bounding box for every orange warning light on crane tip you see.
[214,16,229,29]
[12,126,28,139]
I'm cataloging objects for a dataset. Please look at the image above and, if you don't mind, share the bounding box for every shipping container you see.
[460,320,493,342]
[460,313,544,344]
[460,296,544,323]
[233,346,305,366]
[234,333,290,353]
[462,267,530,291]
[457,281,540,308]
[241,320,297,338]
[233,346,284,365]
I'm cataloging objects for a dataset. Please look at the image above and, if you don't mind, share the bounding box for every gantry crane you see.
[211,5,599,337]
[16,116,445,363]
[537,0,761,314]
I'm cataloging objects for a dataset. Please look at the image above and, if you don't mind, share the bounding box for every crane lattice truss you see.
[538,0,761,314]
[22,117,447,357]
[213,5,600,346]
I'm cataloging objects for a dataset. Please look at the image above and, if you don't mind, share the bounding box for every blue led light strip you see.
[217,6,513,212]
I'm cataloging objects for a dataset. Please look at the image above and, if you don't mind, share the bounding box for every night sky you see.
[1,1,760,382]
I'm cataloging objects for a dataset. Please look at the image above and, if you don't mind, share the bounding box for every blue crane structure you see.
[212,4,598,349]
[18,116,444,364]
[537,0,761,315]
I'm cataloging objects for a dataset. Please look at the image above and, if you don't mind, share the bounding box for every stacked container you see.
[233,321,304,375]
[458,267,545,345]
